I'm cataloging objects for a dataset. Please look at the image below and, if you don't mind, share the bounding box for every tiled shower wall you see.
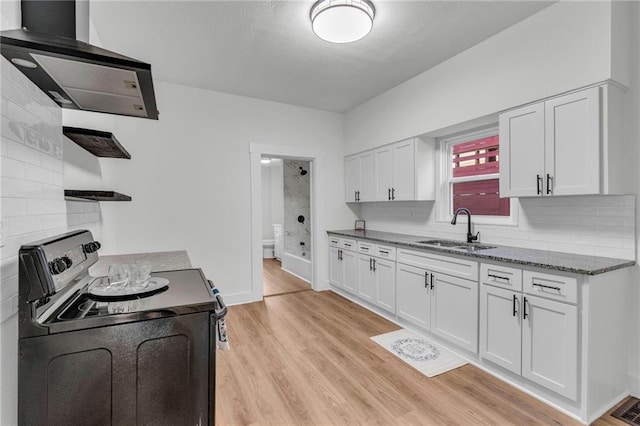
[359,195,636,260]
[1,56,102,423]
[283,160,310,253]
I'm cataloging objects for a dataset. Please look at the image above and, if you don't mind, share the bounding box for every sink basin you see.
[415,240,465,247]
[414,240,496,251]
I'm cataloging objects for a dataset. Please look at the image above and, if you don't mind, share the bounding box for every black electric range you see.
[18,229,226,425]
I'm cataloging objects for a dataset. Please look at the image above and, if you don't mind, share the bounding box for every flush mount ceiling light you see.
[310,0,375,44]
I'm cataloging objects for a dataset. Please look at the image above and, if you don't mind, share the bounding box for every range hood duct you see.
[0,0,159,120]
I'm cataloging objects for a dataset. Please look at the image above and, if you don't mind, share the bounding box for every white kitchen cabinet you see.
[500,84,628,197]
[357,242,396,313]
[396,249,478,352]
[480,263,578,401]
[431,273,478,353]
[396,263,431,330]
[344,151,374,202]
[480,284,522,375]
[328,239,357,294]
[375,139,418,201]
[522,294,578,400]
[343,137,435,203]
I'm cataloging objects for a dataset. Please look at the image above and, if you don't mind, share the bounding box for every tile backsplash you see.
[1,56,103,322]
[359,195,636,260]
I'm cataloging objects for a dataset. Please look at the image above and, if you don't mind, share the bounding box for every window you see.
[438,127,516,225]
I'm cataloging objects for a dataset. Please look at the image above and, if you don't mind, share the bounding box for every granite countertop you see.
[89,250,192,277]
[327,229,636,275]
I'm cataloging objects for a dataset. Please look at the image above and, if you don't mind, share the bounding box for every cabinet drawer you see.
[340,238,357,251]
[329,237,341,247]
[480,263,522,292]
[523,270,577,304]
[397,249,478,281]
[374,244,396,261]
[357,241,374,254]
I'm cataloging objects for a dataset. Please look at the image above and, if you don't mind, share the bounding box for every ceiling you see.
[90,1,553,113]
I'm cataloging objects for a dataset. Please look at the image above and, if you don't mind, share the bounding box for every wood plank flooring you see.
[216,289,626,425]
[263,258,310,297]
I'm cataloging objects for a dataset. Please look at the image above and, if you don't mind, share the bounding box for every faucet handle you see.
[470,231,480,243]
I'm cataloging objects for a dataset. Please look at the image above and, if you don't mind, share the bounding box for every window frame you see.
[436,125,518,226]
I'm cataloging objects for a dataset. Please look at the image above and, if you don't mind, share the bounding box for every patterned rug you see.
[371,329,468,378]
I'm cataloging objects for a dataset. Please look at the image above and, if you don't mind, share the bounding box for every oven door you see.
[19,312,212,426]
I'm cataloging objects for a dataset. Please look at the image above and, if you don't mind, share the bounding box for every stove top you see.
[43,269,216,334]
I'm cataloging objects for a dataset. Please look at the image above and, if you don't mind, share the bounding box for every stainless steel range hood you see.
[0,0,158,120]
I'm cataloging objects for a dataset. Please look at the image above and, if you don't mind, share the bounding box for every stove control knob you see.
[83,241,101,254]
[49,258,67,275]
[61,256,73,268]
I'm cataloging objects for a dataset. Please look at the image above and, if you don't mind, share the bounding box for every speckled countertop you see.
[328,230,635,275]
[89,250,192,276]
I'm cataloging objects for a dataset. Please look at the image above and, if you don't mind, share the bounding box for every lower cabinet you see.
[480,264,578,401]
[396,261,478,353]
[328,243,357,294]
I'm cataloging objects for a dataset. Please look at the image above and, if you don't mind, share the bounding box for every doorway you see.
[249,143,321,303]
[260,158,311,297]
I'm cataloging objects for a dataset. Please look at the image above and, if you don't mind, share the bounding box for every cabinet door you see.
[431,273,479,353]
[545,87,600,196]
[342,249,358,294]
[522,294,578,400]
[374,145,394,201]
[480,285,522,374]
[329,247,342,287]
[344,155,360,202]
[374,258,396,313]
[359,151,375,202]
[499,103,545,197]
[357,254,375,303]
[392,139,415,201]
[396,263,431,330]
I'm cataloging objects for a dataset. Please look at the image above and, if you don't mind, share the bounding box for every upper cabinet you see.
[499,84,628,198]
[345,151,375,202]
[345,137,435,203]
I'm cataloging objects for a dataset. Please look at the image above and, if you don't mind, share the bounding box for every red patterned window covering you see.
[452,179,510,216]
[452,135,499,178]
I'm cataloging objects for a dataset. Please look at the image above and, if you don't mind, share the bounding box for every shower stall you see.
[281,160,311,282]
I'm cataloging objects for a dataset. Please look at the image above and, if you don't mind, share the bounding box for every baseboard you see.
[280,267,311,284]
[587,392,629,424]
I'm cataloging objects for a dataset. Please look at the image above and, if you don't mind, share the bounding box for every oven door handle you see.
[208,280,228,319]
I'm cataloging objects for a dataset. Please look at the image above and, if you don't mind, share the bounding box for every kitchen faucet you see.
[451,207,479,243]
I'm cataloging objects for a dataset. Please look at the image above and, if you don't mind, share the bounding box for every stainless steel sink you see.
[414,240,496,251]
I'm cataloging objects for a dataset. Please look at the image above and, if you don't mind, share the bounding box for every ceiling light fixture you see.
[310,0,375,44]
[261,158,271,164]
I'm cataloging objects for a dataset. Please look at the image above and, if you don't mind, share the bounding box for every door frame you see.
[249,143,321,302]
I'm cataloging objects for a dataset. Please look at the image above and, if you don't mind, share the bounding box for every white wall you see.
[260,159,283,241]
[344,1,614,154]
[90,81,352,304]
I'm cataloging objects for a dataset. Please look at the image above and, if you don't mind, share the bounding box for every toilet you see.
[263,239,275,259]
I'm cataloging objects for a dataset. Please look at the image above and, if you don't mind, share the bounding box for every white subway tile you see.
[0,274,17,301]
[593,236,624,248]
[42,214,67,230]
[1,157,26,179]
[0,295,19,322]
[6,140,39,165]
[5,215,42,237]
[594,246,634,260]
[1,257,18,281]
[25,163,53,184]
[39,151,63,172]
[596,206,635,218]
[1,177,42,198]
[2,198,27,217]
[547,242,595,256]
[52,171,64,187]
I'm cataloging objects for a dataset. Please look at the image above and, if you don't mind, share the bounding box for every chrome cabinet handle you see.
[372,259,376,272]
[546,174,552,195]
[424,272,429,288]
[391,188,395,200]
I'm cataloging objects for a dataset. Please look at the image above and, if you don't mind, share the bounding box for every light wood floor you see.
[263,258,311,297]
[216,289,628,425]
